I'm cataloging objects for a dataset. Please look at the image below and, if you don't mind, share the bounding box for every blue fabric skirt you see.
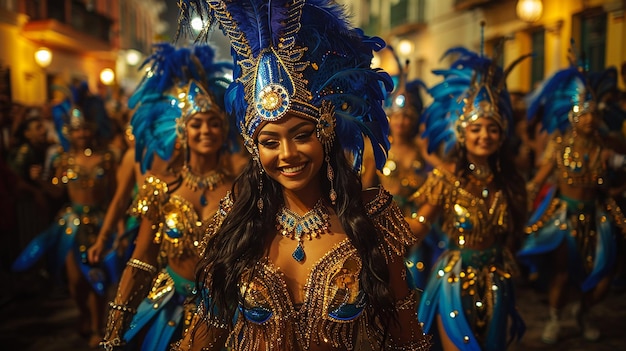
[405,222,447,290]
[124,266,196,351]
[518,195,617,292]
[418,246,524,351]
[11,204,113,295]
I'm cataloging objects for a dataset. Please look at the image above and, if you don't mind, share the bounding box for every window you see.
[580,12,606,72]
[530,29,545,88]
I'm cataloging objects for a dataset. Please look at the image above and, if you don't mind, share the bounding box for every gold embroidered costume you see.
[174,188,431,351]
[412,167,522,349]
[520,131,626,292]
[103,175,218,350]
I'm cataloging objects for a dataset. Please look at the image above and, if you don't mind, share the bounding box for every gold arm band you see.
[126,258,157,275]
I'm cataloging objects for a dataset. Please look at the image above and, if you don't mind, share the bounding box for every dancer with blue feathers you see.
[376,46,447,292]
[172,0,432,350]
[518,46,626,345]
[406,26,530,350]
[12,80,117,348]
[98,42,236,351]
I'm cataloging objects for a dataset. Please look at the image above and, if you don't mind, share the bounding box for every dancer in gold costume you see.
[99,43,234,351]
[171,1,432,350]
[407,44,529,350]
[12,83,117,347]
[518,62,626,344]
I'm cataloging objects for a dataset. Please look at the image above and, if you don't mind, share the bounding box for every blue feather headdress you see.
[384,46,427,138]
[524,43,609,134]
[524,66,587,134]
[50,81,112,151]
[421,44,530,155]
[177,0,393,172]
[128,42,234,173]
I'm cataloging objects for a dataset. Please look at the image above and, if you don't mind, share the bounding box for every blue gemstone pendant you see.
[200,194,208,207]
[292,243,305,262]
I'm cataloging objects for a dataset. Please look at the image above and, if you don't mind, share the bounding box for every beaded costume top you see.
[129,175,212,261]
[202,187,428,351]
[51,149,115,190]
[380,147,427,216]
[547,130,606,188]
[412,167,509,249]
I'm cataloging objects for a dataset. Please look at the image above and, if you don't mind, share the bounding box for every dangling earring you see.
[257,163,264,213]
[326,154,336,205]
[316,102,337,205]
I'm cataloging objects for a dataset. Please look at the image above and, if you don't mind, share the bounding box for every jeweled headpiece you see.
[51,80,111,151]
[128,43,233,173]
[384,46,426,137]
[525,44,605,133]
[178,0,393,171]
[421,44,529,154]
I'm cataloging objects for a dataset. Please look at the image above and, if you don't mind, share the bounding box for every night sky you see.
[159,2,231,62]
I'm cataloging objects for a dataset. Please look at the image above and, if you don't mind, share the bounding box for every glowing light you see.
[100,68,115,85]
[516,0,543,23]
[191,17,204,31]
[125,49,141,66]
[397,39,414,57]
[34,47,52,68]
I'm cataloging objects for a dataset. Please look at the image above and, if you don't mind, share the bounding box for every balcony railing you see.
[454,0,496,11]
[23,0,112,44]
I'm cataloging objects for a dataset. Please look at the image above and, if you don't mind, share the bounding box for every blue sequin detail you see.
[292,244,305,262]
[165,227,182,239]
[328,292,366,321]
[240,305,273,324]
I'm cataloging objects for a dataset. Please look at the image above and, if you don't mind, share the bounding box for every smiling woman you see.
[406,43,529,350]
[97,43,235,351]
[257,115,325,199]
[171,1,431,350]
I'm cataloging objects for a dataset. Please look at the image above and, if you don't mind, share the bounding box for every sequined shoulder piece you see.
[129,175,169,222]
[366,186,417,261]
[409,167,456,207]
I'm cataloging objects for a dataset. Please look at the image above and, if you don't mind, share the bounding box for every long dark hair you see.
[196,139,397,330]
[453,135,527,247]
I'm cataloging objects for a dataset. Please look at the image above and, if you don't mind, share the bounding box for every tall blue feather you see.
[525,66,586,134]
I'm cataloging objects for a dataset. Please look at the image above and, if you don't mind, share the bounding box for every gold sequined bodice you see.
[553,132,605,188]
[239,240,363,347]
[219,188,424,350]
[52,150,114,189]
[412,167,509,248]
[130,176,209,261]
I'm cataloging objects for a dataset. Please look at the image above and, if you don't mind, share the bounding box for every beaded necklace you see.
[180,166,225,206]
[276,199,331,262]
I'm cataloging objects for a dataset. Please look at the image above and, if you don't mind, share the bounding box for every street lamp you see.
[397,39,414,58]
[34,47,53,68]
[125,49,141,66]
[516,0,543,23]
[100,68,115,85]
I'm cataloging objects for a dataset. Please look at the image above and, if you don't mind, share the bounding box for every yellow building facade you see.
[0,0,166,107]
[346,0,626,93]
